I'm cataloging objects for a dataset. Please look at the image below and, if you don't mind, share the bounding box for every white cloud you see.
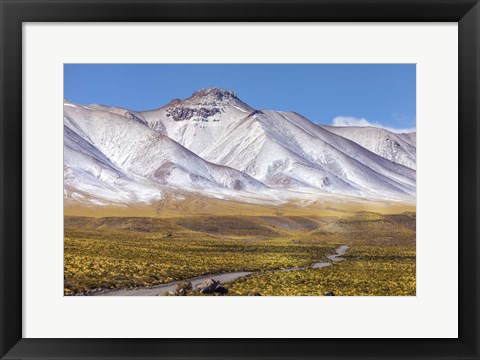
[332,116,416,134]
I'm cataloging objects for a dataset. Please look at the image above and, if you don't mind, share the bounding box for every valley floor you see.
[64,203,416,296]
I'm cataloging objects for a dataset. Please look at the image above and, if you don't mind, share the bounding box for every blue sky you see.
[64,64,416,131]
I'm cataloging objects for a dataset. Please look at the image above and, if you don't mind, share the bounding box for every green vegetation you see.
[64,212,416,296]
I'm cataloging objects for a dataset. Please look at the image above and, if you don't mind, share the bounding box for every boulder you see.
[248,291,262,296]
[214,286,228,295]
[325,291,335,296]
[195,278,219,294]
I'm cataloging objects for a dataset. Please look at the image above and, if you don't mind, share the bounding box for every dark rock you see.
[214,286,228,295]
[167,107,195,121]
[248,291,262,296]
[325,291,335,296]
[166,106,221,122]
[198,107,221,118]
[250,109,264,116]
[195,278,219,294]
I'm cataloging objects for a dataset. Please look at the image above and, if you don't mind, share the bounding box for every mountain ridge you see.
[322,125,416,169]
[64,88,416,206]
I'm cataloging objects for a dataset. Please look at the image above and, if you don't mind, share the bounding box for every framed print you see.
[1,0,479,359]
[63,63,417,298]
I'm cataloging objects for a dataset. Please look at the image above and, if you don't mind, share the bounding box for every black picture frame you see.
[1,1,479,359]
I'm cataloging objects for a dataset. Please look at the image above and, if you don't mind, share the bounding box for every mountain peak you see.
[191,87,237,99]
[186,88,239,105]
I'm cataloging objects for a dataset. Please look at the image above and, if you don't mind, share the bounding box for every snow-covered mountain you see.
[64,99,268,205]
[64,88,416,206]
[201,110,415,199]
[322,126,416,170]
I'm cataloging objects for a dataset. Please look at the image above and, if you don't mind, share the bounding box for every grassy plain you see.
[64,202,416,296]
[227,245,416,296]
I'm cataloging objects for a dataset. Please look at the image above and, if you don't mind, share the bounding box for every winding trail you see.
[93,245,349,296]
